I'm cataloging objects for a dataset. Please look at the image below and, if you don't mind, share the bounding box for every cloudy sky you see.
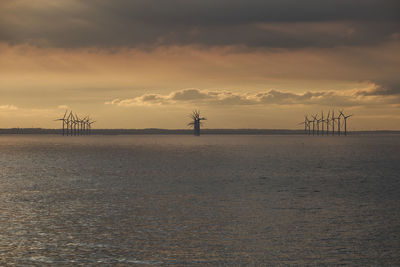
[1,0,399,129]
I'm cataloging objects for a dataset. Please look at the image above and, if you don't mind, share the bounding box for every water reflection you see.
[0,135,399,265]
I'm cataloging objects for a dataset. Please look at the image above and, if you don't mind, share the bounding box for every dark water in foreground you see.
[0,135,399,266]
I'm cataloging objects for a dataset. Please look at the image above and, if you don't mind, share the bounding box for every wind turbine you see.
[66,111,73,136]
[331,110,337,136]
[326,110,331,135]
[307,115,312,135]
[81,116,88,135]
[305,115,310,135]
[317,118,321,135]
[188,110,206,136]
[77,115,87,135]
[72,113,78,136]
[311,115,318,135]
[55,110,68,136]
[340,111,353,136]
[320,111,325,136]
[74,113,80,135]
[85,116,94,135]
[85,116,90,135]
[88,119,96,135]
[311,114,318,136]
[337,110,343,136]
[78,116,83,135]
[298,115,309,135]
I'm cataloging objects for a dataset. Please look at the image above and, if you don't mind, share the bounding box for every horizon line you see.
[0,128,399,134]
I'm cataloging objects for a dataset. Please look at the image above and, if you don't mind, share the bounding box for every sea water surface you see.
[0,135,399,265]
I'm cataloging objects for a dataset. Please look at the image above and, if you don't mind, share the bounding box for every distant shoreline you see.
[0,128,399,135]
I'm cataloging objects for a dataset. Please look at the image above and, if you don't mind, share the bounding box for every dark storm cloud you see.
[91,0,400,25]
[1,0,399,48]
[356,79,400,96]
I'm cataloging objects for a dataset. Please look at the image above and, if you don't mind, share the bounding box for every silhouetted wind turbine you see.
[78,116,83,135]
[77,115,87,135]
[55,110,68,136]
[72,113,78,136]
[85,116,94,135]
[331,110,337,136]
[80,116,88,135]
[320,111,325,136]
[66,111,73,136]
[337,110,343,136]
[307,115,312,135]
[188,110,206,136]
[298,115,310,135]
[88,119,96,135]
[74,113,80,135]
[311,114,319,136]
[309,115,315,136]
[85,116,90,135]
[306,115,311,135]
[339,111,353,136]
[317,116,322,135]
[326,110,331,135]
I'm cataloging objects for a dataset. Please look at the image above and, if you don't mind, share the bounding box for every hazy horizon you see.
[1,127,400,132]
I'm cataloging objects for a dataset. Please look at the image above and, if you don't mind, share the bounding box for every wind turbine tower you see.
[337,110,342,136]
[88,118,96,135]
[340,111,353,136]
[298,115,309,135]
[55,110,68,136]
[188,110,206,136]
[67,111,73,136]
[331,110,336,136]
[320,111,325,136]
[326,110,330,135]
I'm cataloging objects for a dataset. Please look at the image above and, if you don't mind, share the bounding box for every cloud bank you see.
[106,84,399,108]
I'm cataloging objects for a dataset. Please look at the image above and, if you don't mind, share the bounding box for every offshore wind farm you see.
[1,0,400,266]
[1,107,399,137]
[1,107,360,136]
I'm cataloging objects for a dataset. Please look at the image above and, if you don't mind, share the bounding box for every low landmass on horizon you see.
[1,128,399,135]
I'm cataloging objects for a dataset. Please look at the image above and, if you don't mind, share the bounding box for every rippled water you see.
[0,135,399,265]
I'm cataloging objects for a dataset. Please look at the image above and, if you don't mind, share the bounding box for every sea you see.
[0,134,399,266]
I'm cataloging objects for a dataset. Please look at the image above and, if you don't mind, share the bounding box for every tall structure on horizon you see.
[301,109,353,136]
[55,110,96,136]
[188,110,206,136]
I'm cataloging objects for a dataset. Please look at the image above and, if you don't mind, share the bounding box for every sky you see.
[1,0,399,130]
